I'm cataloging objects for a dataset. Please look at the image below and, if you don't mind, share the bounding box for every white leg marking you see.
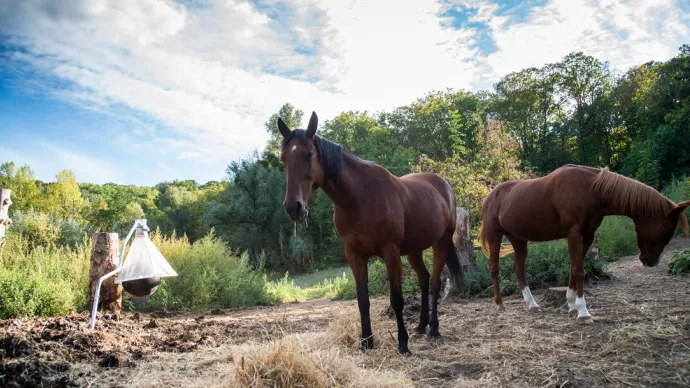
[566,288,577,312]
[575,296,591,319]
[521,287,540,310]
[291,144,297,152]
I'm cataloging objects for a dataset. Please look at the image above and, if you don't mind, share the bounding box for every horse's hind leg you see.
[406,251,429,334]
[382,245,411,355]
[429,235,452,338]
[507,237,540,312]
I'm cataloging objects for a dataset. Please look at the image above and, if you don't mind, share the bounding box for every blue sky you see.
[0,0,688,186]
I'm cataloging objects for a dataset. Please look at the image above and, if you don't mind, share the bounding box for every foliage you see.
[0,234,90,319]
[412,120,527,233]
[8,209,92,249]
[0,162,40,211]
[668,249,690,276]
[134,231,273,311]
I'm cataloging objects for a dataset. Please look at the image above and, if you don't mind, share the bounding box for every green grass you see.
[290,266,350,288]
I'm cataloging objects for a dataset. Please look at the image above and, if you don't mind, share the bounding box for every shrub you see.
[0,234,89,318]
[266,273,307,303]
[597,216,637,261]
[668,249,690,275]
[8,209,60,248]
[131,231,273,311]
[8,209,92,249]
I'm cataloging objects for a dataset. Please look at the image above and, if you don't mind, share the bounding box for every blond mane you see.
[590,167,676,219]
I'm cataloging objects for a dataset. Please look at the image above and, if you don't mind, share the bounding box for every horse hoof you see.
[428,333,442,343]
[398,346,412,357]
[529,306,541,313]
[497,306,506,313]
[576,316,593,325]
[360,337,374,350]
[568,309,578,317]
[414,326,427,335]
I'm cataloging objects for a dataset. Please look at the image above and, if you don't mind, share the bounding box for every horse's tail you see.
[478,221,490,257]
[478,220,514,258]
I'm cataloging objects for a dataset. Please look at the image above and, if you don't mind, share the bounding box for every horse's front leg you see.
[567,229,593,324]
[567,232,595,317]
[382,245,410,356]
[346,246,373,350]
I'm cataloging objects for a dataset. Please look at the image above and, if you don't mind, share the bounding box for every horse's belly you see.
[499,203,567,242]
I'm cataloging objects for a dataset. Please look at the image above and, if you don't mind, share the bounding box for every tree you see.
[321,111,416,176]
[0,162,40,212]
[42,170,85,220]
[262,103,305,167]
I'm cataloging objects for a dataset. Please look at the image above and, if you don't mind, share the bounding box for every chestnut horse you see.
[277,112,462,355]
[479,164,689,324]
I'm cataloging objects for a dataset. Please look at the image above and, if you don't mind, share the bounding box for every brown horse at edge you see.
[479,164,690,323]
[277,112,463,355]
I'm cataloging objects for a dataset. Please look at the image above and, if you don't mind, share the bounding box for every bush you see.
[8,209,92,249]
[0,234,89,319]
[597,216,638,261]
[131,231,273,311]
[668,249,690,275]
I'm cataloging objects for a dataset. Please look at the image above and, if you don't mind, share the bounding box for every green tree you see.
[0,162,40,212]
[41,170,85,220]
[321,111,416,176]
[262,103,305,168]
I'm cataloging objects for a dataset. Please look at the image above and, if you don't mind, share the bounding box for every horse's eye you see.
[306,152,314,160]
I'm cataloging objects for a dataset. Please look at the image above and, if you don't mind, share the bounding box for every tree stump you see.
[442,207,477,299]
[541,286,569,309]
[0,189,12,261]
[88,233,122,315]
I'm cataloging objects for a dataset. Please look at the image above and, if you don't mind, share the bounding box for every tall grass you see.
[0,234,90,319]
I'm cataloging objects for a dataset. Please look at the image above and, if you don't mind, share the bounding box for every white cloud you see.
[0,0,687,183]
[482,0,688,79]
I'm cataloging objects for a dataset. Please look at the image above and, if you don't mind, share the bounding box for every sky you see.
[0,0,688,186]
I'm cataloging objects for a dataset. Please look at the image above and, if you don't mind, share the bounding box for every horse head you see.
[277,111,323,221]
[633,200,689,267]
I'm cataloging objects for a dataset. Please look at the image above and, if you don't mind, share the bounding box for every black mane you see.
[282,129,343,182]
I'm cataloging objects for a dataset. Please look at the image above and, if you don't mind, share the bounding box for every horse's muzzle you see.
[285,200,308,221]
[639,253,661,267]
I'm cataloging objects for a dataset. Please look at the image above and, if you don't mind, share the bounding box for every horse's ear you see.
[277,117,291,139]
[671,200,690,237]
[306,111,318,138]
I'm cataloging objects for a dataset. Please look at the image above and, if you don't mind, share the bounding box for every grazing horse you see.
[277,112,462,355]
[479,164,689,323]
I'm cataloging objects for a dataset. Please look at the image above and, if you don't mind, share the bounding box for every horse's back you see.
[396,172,456,253]
[486,165,603,240]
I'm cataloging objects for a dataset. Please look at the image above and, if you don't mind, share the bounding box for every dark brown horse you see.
[277,112,462,355]
[479,164,689,323]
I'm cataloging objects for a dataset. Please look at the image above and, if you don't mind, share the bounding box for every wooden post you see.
[453,207,478,272]
[88,233,122,316]
[0,189,12,260]
[442,207,477,299]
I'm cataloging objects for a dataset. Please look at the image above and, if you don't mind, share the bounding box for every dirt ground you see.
[2,238,690,387]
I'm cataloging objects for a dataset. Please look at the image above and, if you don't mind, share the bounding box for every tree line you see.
[2,46,688,274]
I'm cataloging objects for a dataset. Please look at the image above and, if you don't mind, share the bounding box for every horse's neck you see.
[320,152,368,212]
